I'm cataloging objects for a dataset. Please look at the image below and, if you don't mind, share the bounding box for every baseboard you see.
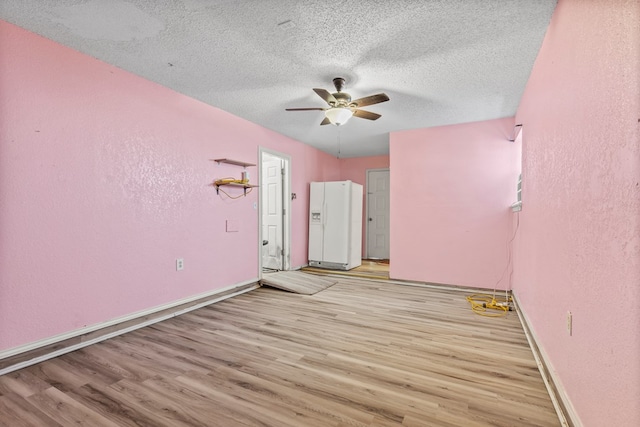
[0,279,259,375]
[386,277,511,294]
[512,293,581,427]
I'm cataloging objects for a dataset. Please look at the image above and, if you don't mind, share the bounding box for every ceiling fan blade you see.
[313,88,337,105]
[320,117,331,126]
[352,109,381,121]
[285,107,326,111]
[350,93,389,108]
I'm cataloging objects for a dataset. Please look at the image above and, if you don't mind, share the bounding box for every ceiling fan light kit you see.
[286,77,389,126]
[325,107,353,126]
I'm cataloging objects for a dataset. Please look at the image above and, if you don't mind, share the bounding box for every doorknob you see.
[369,218,373,221]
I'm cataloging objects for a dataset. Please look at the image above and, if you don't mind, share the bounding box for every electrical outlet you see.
[566,311,572,336]
[176,258,184,271]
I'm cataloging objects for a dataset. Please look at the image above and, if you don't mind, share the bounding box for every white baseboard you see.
[512,292,582,427]
[0,279,259,376]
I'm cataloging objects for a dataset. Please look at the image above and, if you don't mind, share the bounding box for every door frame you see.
[258,147,291,276]
[365,168,390,259]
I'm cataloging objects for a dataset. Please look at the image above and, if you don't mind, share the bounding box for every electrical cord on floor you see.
[466,294,513,317]
[468,211,520,317]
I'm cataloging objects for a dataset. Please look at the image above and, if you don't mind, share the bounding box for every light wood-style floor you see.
[0,278,560,426]
[302,259,391,280]
[261,270,337,294]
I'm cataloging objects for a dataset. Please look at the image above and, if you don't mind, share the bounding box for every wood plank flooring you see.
[302,259,391,280]
[0,278,560,426]
[260,270,337,294]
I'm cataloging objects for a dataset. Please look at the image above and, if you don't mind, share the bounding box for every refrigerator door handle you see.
[323,202,327,226]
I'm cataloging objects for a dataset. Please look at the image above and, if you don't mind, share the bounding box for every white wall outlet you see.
[176,258,184,271]
[567,311,572,336]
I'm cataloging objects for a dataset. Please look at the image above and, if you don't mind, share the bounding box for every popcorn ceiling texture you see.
[0,0,557,157]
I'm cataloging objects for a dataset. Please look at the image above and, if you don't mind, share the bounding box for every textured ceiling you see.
[0,0,557,157]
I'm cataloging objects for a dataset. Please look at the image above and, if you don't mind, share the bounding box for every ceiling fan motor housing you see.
[332,92,351,106]
[331,77,351,106]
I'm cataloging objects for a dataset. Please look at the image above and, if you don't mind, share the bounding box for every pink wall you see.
[340,155,390,257]
[339,155,390,186]
[389,118,520,288]
[512,0,640,425]
[0,21,340,352]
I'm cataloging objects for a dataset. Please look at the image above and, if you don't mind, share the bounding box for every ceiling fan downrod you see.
[333,77,346,92]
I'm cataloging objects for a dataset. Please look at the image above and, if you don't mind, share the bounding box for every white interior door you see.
[366,169,390,259]
[262,153,284,270]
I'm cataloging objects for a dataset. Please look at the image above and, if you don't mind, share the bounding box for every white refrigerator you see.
[308,180,363,270]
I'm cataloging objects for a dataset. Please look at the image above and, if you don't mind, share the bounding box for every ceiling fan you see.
[286,77,389,126]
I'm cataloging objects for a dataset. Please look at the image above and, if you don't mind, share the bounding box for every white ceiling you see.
[0,0,557,158]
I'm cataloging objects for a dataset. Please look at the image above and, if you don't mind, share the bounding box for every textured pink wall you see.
[340,155,390,256]
[0,21,339,351]
[389,118,519,288]
[512,0,640,425]
[339,155,390,186]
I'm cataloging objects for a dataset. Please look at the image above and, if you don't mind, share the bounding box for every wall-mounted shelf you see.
[213,158,255,168]
[212,159,257,197]
[214,181,258,195]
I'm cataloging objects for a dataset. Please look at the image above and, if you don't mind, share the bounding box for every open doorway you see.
[259,148,291,273]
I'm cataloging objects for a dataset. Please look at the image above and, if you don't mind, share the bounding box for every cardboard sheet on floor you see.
[260,271,337,295]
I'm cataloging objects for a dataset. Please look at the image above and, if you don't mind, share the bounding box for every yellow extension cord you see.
[214,177,252,199]
[215,177,247,185]
[466,294,512,317]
